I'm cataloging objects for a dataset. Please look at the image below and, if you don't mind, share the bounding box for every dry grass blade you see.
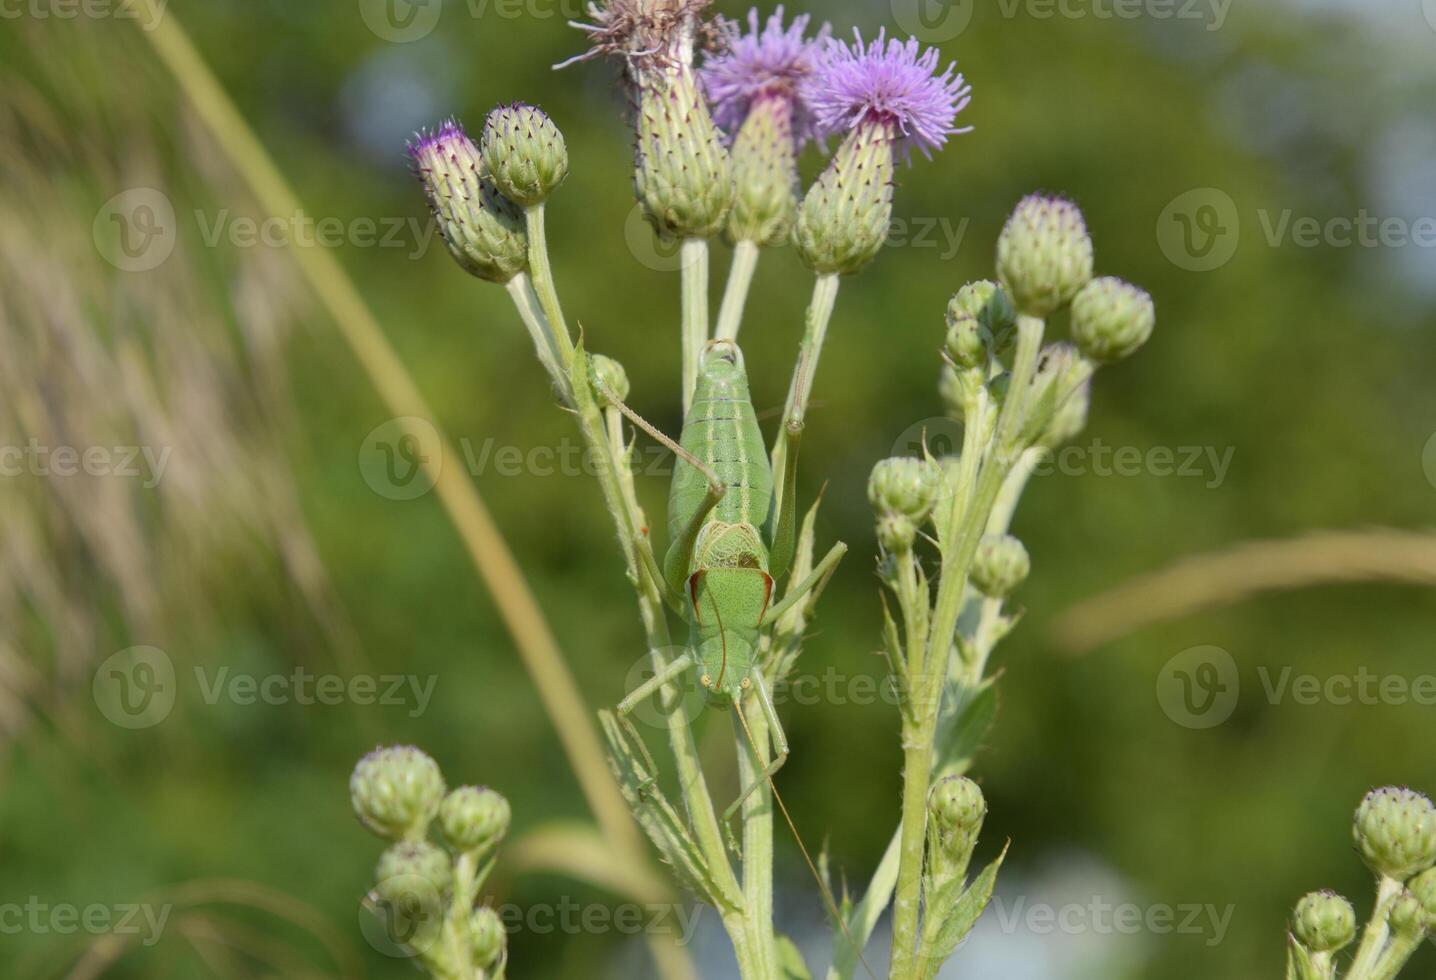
[1052,528,1436,654]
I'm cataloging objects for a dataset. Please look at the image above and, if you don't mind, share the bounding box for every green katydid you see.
[609,339,847,824]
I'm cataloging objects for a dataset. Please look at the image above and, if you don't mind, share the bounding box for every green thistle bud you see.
[591,354,630,408]
[996,195,1094,317]
[972,534,1030,598]
[480,103,569,208]
[727,97,798,247]
[375,840,453,901]
[1040,376,1091,449]
[1389,891,1426,937]
[929,776,987,840]
[470,905,507,968]
[1070,277,1155,363]
[947,281,1015,362]
[439,786,511,853]
[1409,868,1436,920]
[1025,342,1091,447]
[409,123,529,284]
[635,69,734,239]
[351,746,446,841]
[1353,787,1436,880]
[795,122,895,276]
[869,456,941,550]
[1292,891,1356,953]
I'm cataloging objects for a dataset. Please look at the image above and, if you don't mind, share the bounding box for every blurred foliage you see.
[1,1,1434,978]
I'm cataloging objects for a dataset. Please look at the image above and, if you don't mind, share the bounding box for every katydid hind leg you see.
[723,672,789,825]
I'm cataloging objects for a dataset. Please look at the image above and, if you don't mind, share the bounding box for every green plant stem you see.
[1348,876,1403,979]
[827,829,901,980]
[524,204,575,368]
[771,274,841,523]
[124,15,698,979]
[681,238,710,413]
[888,315,1045,980]
[505,273,568,399]
[737,696,777,980]
[715,239,761,342]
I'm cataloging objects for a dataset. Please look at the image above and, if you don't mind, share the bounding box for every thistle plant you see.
[352,747,513,979]
[351,0,1431,976]
[1286,787,1436,980]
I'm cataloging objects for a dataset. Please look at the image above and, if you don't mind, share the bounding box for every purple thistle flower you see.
[406,118,471,168]
[805,29,972,161]
[700,6,829,144]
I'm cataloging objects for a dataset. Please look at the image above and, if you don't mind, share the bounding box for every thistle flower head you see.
[805,29,972,161]
[438,786,511,853]
[701,7,829,145]
[562,0,720,75]
[1353,786,1436,880]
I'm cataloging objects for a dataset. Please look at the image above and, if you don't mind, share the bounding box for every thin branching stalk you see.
[680,238,709,412]
[715,239,761,342]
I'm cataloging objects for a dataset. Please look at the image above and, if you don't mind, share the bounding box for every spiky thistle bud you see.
[1292,891,1356,954]
[470,905,507,968]
[946,281,1015,367]
[480,103,569,208]
[1023,342,1091,447]
[869,456,941,550]
[794,122,895,275]
[1070,277,1155,364]
[591,354,631,408]
[929,776,986,843]
[408,122,529,284]
[351,746,446,841]
[634,66,734,239]
[439,786,511,854]
[1039,375,1091,449]
[1353,787,1436,881]
[375,840,453,901]
[725,99,799,246]
[972,534,1030,598]
[1389,891,1426,937]
[1408,868,1436,922]
[996,195,1094,317]
[928,775,987,884]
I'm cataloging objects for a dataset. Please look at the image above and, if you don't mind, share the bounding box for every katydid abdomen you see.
[666,342,774,562]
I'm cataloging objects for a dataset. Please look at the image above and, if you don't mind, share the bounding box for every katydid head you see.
[699,338,747,385]
[688,566,772,707]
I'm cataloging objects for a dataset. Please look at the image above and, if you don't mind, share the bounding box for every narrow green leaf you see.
[599,711,744,911]
[926,842,1008,966]
[776,934,813,980]
[934,677,998,778]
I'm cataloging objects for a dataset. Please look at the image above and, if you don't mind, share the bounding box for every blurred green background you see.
[2,0,1434,977]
